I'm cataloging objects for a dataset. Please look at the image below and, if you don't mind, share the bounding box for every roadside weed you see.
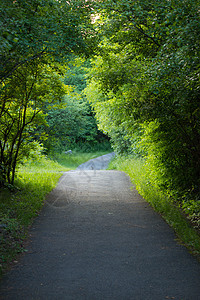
[109,156,200,258]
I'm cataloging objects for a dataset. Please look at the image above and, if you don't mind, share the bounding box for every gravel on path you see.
[0,155,200,299]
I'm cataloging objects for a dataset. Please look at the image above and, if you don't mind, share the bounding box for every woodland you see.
[0,0,200,270]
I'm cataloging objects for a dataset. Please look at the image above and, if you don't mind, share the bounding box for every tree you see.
[34,59,110,154]
[0,0,95,82]
[85,0,200,198]
[0,60,66,186]
[0,0,96,185]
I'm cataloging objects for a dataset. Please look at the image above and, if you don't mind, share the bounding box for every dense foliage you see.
[0,0,94,81]
[33,60,110,154]
[0,0,95,186]
[1,0,200,203]
[85,0,200,201]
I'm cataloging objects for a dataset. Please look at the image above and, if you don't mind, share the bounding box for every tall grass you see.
[109,156,200,258]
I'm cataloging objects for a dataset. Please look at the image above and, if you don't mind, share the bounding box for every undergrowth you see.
[109,156,200,258]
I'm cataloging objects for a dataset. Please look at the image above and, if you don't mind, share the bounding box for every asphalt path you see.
[76,152,115,170]
[1,154,200,299]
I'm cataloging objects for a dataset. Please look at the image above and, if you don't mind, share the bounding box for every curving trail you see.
[1,154,200,299]
[76,152,115,170]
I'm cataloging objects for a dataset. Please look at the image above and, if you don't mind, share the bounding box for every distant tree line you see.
[34,60,110,155]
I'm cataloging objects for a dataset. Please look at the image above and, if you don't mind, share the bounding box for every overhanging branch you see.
[0,48,47,84]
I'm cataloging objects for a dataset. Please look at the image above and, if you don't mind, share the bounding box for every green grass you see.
[109,156,200,258]
[53,150,112,169]
[0,156,68,277]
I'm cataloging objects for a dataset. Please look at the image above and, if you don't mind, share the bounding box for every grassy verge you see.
[52,150,111,169]
[0,157,69,278]
[109,156,200,258]
[0,151,110,277]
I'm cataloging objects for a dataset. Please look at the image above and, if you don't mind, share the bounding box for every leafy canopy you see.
[0,0,95,81]
[85,0,200,198]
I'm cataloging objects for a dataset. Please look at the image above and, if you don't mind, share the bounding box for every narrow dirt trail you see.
[1,155,200,299]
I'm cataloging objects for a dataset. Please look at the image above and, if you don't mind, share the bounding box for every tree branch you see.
[0,49,47,83]
[132,23,160,47]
